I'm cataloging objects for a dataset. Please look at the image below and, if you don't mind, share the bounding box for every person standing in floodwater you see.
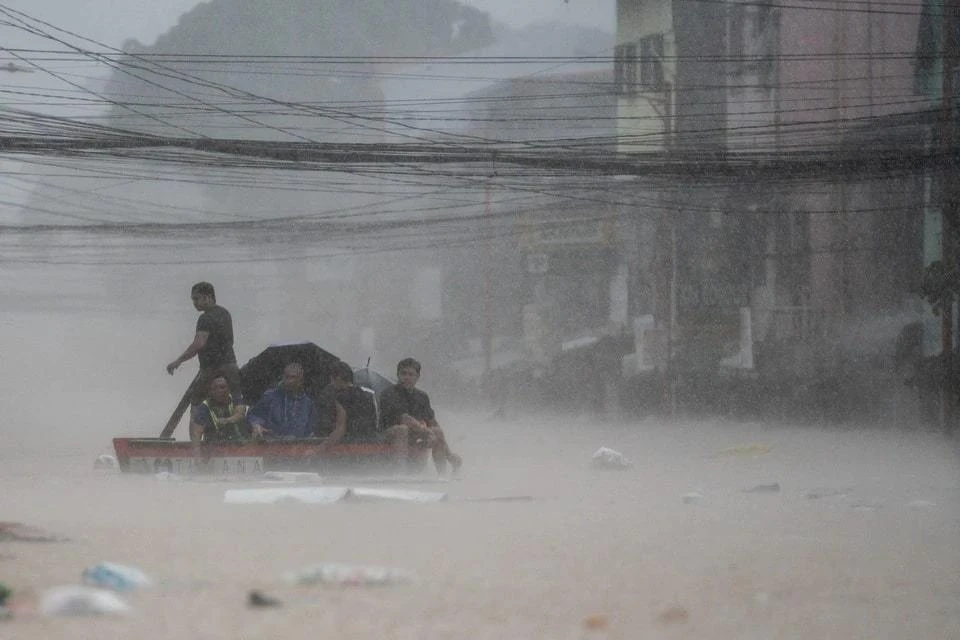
[166,281,243,407]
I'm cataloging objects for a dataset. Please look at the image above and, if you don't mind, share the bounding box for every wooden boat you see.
[114,342,423,476]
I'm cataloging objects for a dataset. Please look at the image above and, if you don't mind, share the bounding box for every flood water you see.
[2,308,959,639]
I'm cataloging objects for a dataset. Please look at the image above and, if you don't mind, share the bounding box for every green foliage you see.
[109,0,495,135]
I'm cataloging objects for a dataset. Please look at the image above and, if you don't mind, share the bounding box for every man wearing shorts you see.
[379,357,462,475]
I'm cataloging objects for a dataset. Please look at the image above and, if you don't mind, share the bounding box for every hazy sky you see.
[9,0,614,49]
[0,1,615,219]
[465,0,614,33]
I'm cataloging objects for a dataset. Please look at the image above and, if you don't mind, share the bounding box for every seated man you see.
[325,361,377,445]
[378,357,462,475]
[247,362,319,439]
[306,371,338,436]
[190,376,247,443]
[324,361,417,467]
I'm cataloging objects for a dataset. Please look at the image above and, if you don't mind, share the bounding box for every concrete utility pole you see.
[482,175,493,378]
[939,0,959,433]
[651,83,676,418]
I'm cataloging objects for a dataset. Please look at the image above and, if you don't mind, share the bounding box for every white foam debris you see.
[590,447,633,470]
[262,471,323,483]
[224,486,448,505]
[39,586,130,616]
[224,487,351,505]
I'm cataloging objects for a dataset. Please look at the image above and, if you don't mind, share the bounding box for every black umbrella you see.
[239,341,342,405]
[353,366,395,399]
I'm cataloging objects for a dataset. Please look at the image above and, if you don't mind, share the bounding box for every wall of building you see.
[778,2,924,144]
[615,0,677,152]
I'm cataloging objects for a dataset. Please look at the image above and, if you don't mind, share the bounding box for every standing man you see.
[166,282,243,407]
[247,362,319,439]
[379,357,462,475]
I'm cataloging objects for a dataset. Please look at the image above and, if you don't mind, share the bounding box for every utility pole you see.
[939,0,958,433]
[834,2,850,317]
[652,84,676,418]
[867,0,875,119]
[653,205,674,417]
[482,176,493,378]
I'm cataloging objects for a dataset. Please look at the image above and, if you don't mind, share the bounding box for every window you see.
[640,34,665,91]
[614,43,638,95]
[728,3,777,83]
[615,36,665,94]
[729,5,746,60]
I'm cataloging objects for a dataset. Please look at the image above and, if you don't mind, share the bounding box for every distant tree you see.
[106,0,494,137]
[123,0,492,57]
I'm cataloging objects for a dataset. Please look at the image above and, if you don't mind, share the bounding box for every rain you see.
[0,0,958,637]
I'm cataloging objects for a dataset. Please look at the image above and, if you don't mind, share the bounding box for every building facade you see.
[615,0,933,421]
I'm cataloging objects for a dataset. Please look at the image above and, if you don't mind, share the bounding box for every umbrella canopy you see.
[240,342,342,405]
[353,367,395,399]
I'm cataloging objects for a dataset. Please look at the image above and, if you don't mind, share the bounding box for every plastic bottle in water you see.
[82,562,153,592]
[282,563,416,587]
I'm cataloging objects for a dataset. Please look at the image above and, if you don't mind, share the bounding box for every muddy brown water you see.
[1,414,958,639]
[2,311,959,638]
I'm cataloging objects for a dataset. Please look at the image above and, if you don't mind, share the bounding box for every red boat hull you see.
[113,437,420,475]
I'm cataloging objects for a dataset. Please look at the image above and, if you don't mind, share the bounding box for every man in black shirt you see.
[325,361,378,445]
[379,357,462,475]
[166,281,243,407]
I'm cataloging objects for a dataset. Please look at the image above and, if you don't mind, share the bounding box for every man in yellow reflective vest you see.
[190,376,248,442]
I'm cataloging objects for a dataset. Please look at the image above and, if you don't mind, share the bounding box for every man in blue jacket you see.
[248,362,319,439]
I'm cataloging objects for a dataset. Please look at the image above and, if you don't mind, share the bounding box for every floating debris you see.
[583,613,609,630]
[225,487,351,505]
[0,522,68,543]
[459,496,542,503]
[93,454,118,470]
[82,562,153,592]
[710,443,771,458]
[345,488,447,503]
[262,472,323,483]
[590,447,633,470]
[804,488,849,500]
[39,586,129,617]
[248,590,282,608]
[224,486,447,505]
[282,563,416,587]
[743,483,781,494]
[658,605,690,625]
